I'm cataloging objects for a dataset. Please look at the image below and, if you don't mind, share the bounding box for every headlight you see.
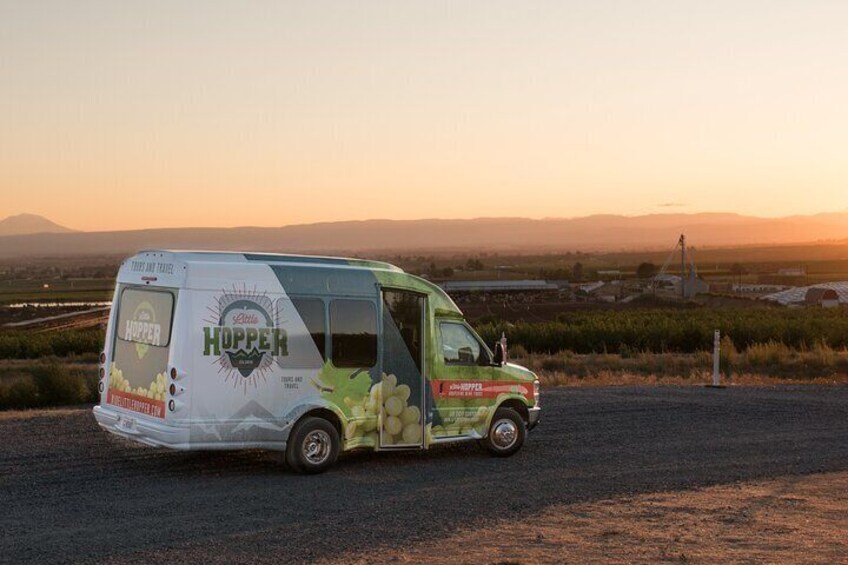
[533,380,540,406]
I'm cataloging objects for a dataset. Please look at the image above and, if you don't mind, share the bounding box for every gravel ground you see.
[1,386,847,564]
[319,472,848,564]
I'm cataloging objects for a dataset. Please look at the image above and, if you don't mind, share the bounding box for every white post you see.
[712,329,721,387]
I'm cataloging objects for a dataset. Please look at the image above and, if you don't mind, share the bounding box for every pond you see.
[5,302,112,309]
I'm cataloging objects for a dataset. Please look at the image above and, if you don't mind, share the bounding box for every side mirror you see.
[493,342,505,366]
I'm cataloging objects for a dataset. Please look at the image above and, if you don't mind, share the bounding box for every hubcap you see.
[491,419,518,450]
[302,430,332,465]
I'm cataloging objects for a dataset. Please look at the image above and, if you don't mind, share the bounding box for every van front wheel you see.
[286,417,340,474]
[480,408,526,457]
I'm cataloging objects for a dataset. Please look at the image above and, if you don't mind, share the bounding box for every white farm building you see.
[762,282,848,307]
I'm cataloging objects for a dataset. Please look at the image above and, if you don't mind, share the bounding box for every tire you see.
[480,407,526,457]
[285,416,340,474]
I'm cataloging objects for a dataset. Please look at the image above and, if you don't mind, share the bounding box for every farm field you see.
[3,240,848,303]
[4,307,848,358]
[477,308,848,354]
[0,277,114,304]
[4,303,848,410]
[390,244,848,284]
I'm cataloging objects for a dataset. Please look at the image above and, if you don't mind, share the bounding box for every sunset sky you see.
[1,1,847,232]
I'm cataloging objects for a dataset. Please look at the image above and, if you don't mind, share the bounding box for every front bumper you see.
[528,406,541,430]
[93,404,190,449]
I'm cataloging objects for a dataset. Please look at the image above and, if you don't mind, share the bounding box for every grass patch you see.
[0,328,104,360]
[517,342,848,386]
[0,279,114,304]
[0,362,98,410]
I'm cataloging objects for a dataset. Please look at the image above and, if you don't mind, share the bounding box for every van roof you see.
[139,250,404,273]
[123,250,463,318]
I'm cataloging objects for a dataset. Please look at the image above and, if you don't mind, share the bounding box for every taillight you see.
[98,353,107,396]
[167,367,186,413]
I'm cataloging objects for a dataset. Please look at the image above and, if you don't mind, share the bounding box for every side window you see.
[440,322,487,365]
[330,299,377,368]
[291,297,326,360]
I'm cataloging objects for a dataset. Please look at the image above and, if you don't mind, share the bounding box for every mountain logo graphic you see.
[226,347,266,378]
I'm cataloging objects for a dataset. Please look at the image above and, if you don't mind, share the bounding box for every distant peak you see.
[0,213,76,236]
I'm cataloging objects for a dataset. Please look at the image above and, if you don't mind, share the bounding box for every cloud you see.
[657,202,686,208]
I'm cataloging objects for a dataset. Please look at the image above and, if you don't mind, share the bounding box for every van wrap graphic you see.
[430,380,534,402]
[109,288,175,419]
[256,260,521,446]
[202,287,288,387]
[127,300,159,359]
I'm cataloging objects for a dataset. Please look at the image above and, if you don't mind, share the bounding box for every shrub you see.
[29,364,90,406]
[1,379,40,409]
[0,363,98,410]
[476,307,848,355]
[803,341,836,369]
[0,329,104,360]
[541,357,564,372]
[509,343,528,358]
[745,341,791,367]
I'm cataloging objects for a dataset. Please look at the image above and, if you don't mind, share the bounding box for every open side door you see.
[379,289,426,448]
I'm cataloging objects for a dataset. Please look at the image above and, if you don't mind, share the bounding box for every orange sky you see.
[2,1,847,231]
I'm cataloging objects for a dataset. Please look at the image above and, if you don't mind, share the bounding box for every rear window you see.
[117,288,174,346]
[108,287,176,419]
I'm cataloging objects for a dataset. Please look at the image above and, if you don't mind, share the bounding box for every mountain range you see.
[0,212,846,258]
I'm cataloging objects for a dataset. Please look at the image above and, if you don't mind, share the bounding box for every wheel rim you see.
[491,419,518,450]
[302,429,332,465]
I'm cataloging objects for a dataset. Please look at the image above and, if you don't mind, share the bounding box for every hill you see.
[0,212,846,258]
[0,214,75,236]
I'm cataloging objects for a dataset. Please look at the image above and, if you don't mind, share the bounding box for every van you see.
[93,251,540,473]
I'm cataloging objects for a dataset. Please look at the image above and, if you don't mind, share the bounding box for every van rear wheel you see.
[286,417,340,474]
[480,407,526,457]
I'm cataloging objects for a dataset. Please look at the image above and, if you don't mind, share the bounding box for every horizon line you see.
[4,208,848,234]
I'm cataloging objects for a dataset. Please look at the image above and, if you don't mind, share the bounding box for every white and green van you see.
[93,251,540,473]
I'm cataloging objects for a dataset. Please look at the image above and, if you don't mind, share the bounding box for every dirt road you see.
[1,386,847,564]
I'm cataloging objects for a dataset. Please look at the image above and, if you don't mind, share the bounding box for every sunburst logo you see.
[203,286,288,391]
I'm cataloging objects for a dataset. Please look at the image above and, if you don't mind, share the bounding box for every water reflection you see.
[5,302,112,309]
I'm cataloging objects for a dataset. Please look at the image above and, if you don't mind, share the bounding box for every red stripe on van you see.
[107,390,166,419]
[429,380,533,401]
